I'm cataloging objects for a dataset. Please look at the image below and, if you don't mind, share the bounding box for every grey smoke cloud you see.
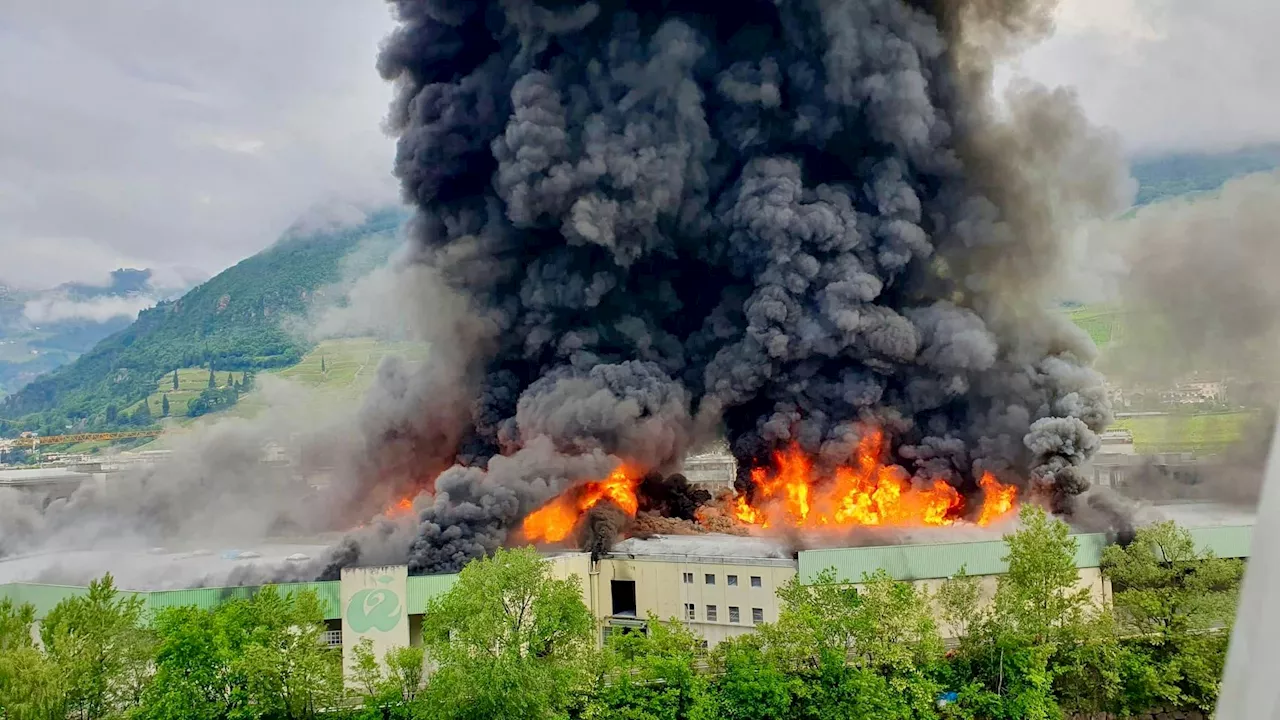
[322,0,1131,574]
[1092,171,1280,386]
[1076,171,1280,507]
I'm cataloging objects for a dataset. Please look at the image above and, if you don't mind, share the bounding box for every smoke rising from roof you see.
[325,0,1128,573]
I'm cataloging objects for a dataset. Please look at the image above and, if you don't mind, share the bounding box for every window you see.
[611,580,637,616]
[729,606,740,623]
[706,605,718,622]
[683,572,693,584]
[752,607,764,624]
[699,639,709,650]
[750,576,762,588]
[705,573,715,585]
[685,603,695,620]
[727,574,738,586]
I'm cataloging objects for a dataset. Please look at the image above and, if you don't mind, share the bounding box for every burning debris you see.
[332,0,1128,574]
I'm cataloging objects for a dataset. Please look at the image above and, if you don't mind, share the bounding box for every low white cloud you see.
[23,293,158,324]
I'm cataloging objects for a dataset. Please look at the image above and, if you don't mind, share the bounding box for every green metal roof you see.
[0,573,461,622]
[797,525,1253,584]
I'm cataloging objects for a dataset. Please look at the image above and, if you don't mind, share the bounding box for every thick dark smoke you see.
[637,472,710,520]
[339,0,1128,574]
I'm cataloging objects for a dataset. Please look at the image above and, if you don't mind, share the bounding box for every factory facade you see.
[1,518,1253,657]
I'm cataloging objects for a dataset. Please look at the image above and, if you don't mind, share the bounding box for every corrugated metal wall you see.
[145,581,343,618]
[406,574,459,613]
[798,525,1252,584]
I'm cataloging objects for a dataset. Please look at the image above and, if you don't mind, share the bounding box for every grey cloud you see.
[1017,0,1280,152]
[0,0,399,290]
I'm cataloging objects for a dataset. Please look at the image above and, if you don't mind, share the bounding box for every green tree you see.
[131,399,152,426]
[207,367,216,390]
[225,373,234,389]
[585,616,714,720]
[320,356,326,374]
[709,635,795,720]
[384,646,426,704]
[142,586,340,720]
[992,505,1090,646]
[0,598,67,720]
[172,370,179,391]
[161,394,170,417]
[104,404,118,425]
[1102,521,1243,711]
[942,505,1108,719]
[419,546,595,720]
[348,639,426,719]
[750,568,942,719]
[40,574,153,719]
[936,566,982,642]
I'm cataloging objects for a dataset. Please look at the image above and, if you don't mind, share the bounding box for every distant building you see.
[681,453,737,490]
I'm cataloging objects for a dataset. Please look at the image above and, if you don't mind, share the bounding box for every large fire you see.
[517,430,1019,546]
[522,466,640,543]
[732,430,1018,530]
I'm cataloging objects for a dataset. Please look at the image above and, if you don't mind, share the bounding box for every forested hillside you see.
[1131,143,1280,206]
[0,208,407,436]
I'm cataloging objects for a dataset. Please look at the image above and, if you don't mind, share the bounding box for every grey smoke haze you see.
[1080,171,1280,506]
[324,0,1131,575]
[1104,171,1280,387]
[0,376,409,582]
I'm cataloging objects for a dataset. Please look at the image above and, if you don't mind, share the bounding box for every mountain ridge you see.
[0,206,408,436]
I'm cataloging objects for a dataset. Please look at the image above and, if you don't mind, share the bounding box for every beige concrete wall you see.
[546,552,595,612]
[594,556,795,645]
[379,555,1116,654]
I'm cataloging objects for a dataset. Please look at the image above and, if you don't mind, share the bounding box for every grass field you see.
[1067,305,1125,349]
[1111,412,1256,454]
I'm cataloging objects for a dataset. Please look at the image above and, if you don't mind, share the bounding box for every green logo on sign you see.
[347,577,402,633]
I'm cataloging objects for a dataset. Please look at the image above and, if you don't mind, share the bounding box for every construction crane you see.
[2,430,162,448]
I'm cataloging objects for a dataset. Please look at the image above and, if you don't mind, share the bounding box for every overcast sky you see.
[0,1,1276,291]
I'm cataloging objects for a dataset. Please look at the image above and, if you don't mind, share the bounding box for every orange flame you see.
[522,466,640,543]
[733,430,1018,529]
[384,496,415,517]
[977,472,1018,526]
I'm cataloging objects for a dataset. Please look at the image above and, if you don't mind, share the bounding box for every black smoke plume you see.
[336,0,1128,574]
[637,472,710,521]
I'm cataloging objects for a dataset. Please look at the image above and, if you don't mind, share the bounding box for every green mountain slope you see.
[1130,143,1280,206]
[0,208,408,437]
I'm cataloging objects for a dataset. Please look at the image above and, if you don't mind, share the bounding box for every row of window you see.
[681,572,763,588]
[684,603,764,624]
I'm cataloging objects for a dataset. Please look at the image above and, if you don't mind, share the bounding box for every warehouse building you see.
[0,503,1254,660]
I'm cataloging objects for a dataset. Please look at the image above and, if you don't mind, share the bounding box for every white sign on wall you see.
[340,565,410,679]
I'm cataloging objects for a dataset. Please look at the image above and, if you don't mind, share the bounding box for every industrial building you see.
[0,502,1253,660]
